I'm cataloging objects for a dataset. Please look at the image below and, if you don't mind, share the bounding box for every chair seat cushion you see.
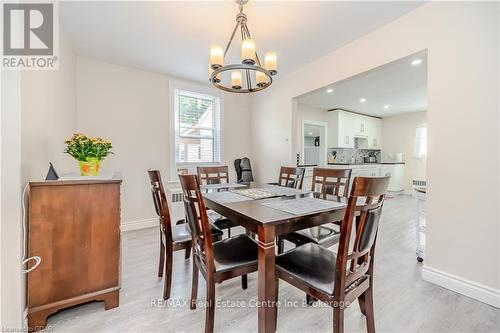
[207,210,238,230]
[171,224,192,244]
[171,223,223,244]
[276,243,336,295]
[285,224,340,248]
[213,234,258,273]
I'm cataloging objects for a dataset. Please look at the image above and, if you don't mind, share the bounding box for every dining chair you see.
[179,174,258,333]
[274,176,390,333]
[147,170,223,300]
[278,168,352,253]
[197,166,238,237]
[277,166,305,189]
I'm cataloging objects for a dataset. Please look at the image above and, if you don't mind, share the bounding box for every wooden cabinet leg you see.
[98,290,120,310]
[28,289,120,331]
[28,310,51,332]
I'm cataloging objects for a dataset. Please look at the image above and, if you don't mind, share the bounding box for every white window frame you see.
[169,79,224,181]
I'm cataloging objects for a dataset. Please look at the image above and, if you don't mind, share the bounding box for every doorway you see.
[301,120,327,166]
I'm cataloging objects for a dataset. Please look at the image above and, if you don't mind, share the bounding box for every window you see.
[174,89,222,165]
[413,126,427,159]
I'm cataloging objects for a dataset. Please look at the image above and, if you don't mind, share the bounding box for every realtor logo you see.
[2,2,58,69]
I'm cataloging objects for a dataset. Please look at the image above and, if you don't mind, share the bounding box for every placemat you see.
[261,197,346,215]
[204,191,253,204]
[259,184,311,196]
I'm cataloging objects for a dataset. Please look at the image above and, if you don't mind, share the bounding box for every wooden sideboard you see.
[27,175,122,330]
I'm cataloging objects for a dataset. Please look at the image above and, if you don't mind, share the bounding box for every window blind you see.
[175,89,222,164]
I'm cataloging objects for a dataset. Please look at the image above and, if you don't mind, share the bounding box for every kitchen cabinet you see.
[327,110,381,149]
[356,165,381,178]
[380,164,405,191]
[367,117,382,149]
[327,110,354,148]
[326,163,405,192]
[326,164,381,190]
[353,115,368,137]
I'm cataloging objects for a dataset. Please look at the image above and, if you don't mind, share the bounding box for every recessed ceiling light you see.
[360,98,367,103]
[308,132,313,135]
[411,59,422,66]
[384,105,390,109]
[326,88,334,93]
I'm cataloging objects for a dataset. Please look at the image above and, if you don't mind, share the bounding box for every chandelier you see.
[208,0,277,93]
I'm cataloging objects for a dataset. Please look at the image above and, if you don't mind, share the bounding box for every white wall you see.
[251,1,500,303]
[381,111,426,191]
[1,70,23,329]
[76,57,252,229]
[2,29,78,328]
[21,30,77,183]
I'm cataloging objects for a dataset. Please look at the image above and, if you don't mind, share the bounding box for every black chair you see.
[274,176,390,333]
[197,166,238,238]
[179,173,258,333]
[235,157,254,183]
[147,170,223,300]
[277,166,305,189]
[278,168,352,253]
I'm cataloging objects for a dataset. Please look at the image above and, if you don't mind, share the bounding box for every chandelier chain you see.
[224,22,239,58]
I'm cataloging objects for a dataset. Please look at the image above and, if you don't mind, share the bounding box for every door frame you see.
[301,120,328,166]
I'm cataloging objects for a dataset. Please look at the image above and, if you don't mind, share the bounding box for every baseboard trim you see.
[121,218,157,232]
[422,266,500,308]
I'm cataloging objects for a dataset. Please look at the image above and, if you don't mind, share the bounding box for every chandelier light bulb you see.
[241,38,256,65]
[256,71,267,87]
[210,45,224,69]
[231,70,243,90]
[264,52,277,75]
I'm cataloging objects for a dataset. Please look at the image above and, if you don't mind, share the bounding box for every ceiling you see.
[298,51,428,117]
[60,1,424,83]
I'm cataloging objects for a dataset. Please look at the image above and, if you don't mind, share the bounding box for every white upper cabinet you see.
[367,116,382,149]
[353,115,368,137]
[328,110,381,149]
[327,110,354,148]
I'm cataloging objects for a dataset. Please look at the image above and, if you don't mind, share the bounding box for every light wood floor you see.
[47,195,500,332]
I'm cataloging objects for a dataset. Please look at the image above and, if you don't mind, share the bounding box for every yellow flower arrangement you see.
[64,133,113,176]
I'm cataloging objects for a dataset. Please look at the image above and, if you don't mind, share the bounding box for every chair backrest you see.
[147,169,173,241]
[278,166,305,189]
[334,176,390,299]
[197,166,229,185]
[311,168,352,198]
[234,157,254,183]
[178,173,215,273]
[234,159,242,182]
[177,168,189,175]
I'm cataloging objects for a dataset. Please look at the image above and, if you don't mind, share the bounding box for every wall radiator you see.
[166,182,185,224]
[412,178,427,189]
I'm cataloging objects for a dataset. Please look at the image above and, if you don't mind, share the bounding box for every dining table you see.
[202,182,347,333]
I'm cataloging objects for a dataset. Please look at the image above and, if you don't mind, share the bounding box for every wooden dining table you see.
[202,182,347,333]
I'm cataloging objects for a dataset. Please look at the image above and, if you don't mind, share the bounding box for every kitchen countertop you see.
[327,162,405,166]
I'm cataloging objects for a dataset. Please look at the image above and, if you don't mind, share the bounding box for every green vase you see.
[79,158,101,176]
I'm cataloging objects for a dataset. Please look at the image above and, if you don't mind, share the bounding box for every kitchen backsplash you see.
[328,148,381,163]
